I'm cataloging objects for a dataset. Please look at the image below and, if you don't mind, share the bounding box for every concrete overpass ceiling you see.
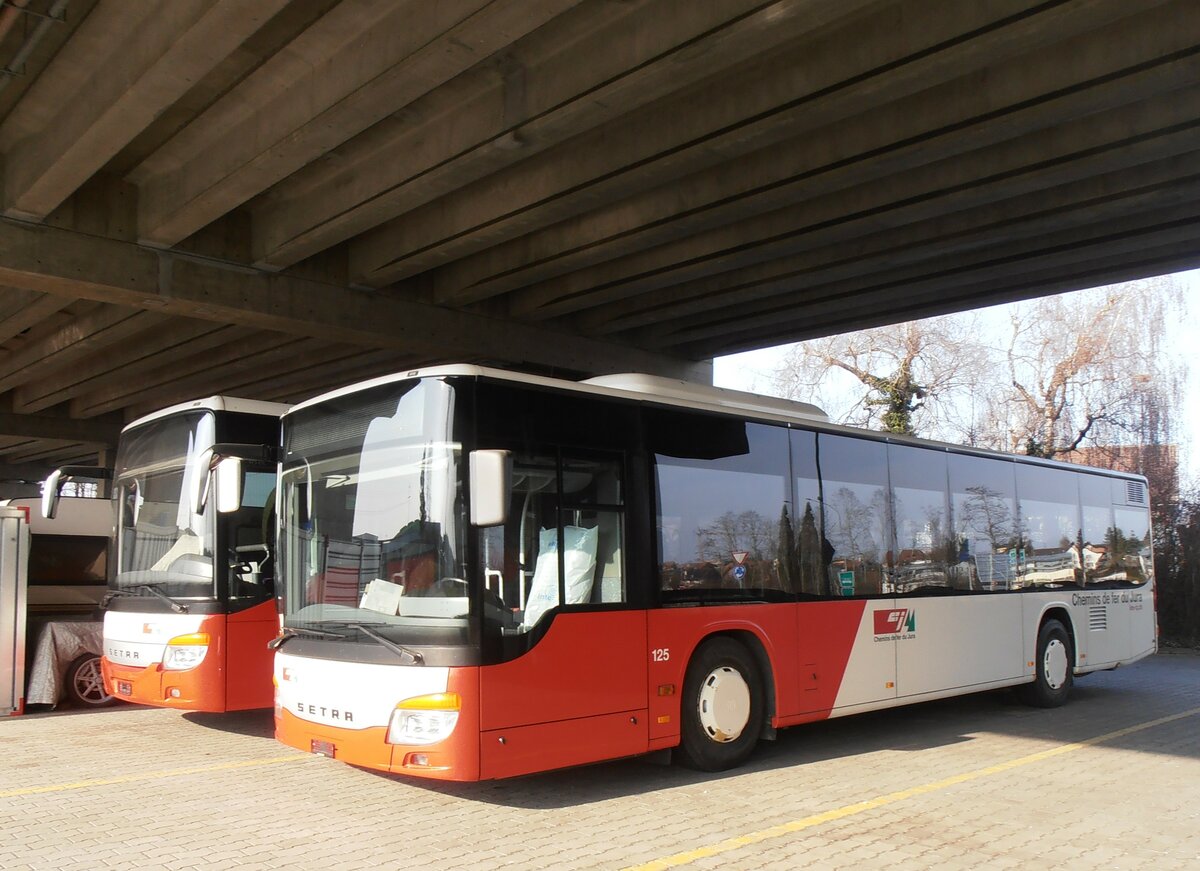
[0,0,1196,471]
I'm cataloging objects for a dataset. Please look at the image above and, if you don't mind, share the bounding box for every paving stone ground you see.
[2,651,1197,870]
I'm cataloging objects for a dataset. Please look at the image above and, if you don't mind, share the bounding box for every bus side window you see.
[1016,464,1082,589]
[888,444,952,594]
[816,434,889,597]
[654,419,790,598]
[480,452,626,633]
[1079,473,1115,585]
[948,454,1017,591]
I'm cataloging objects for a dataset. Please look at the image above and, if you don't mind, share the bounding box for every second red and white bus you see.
[263,366,1155,780]
[48,396,289,713]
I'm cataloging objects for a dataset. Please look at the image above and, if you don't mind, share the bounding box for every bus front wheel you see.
[1019,619,1073,708]
[677,637,764,771]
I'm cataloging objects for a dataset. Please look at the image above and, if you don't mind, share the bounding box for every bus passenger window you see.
[654,420,789,599]
[1016,465,1082,588]
[1079,474,1115,585]
[817,435,888,596]
[948,454,1018,591]
[1112,498,1151,586]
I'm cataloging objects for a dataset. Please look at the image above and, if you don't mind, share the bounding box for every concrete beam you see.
[0,217,707,379]
[682,225,1200,356]
[0,305,169,393]
[0,462,67,484]
[233,349,412,403]
[533,85,1200,324]
[439,4,1200,308]
[135,0,579,248]
[0,290,72,344]
[1,0,291,220]
[0,410,121,446]
[11,317,229,413]
[125,339,370,420]
[249,0,860,269]
[592,154,1200,336]
[349,0,1155,287]
[69,328,282,418]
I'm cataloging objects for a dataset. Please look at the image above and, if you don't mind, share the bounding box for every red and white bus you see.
[48,396,290,713]
[265,366,1155,780]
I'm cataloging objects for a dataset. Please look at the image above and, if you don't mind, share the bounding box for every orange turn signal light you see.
[395,692,461,711]
[166,632,210,646]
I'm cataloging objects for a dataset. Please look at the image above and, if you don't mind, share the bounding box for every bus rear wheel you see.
[1019,619,1073,708]
[677,637,764,771]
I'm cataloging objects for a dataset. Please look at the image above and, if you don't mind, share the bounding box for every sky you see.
[713,269,1200,489]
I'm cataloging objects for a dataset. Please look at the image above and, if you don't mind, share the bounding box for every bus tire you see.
[64,654,115,708]
[1019,619,1073,708]
[677,637,764,771]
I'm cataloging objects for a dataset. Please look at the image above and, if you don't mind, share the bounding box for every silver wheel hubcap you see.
[74,658,109,704]
[1043,639,1069,690]
[697,666,750,743]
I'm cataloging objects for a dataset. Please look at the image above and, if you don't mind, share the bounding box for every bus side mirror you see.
[42,465,113,519]
[192,443,277,515]
[214,457,244,514]
[470,450,511,527]
[41,469,63,519]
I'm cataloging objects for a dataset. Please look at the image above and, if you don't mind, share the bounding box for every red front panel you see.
[224,599,278,710]
[479,709,647,780]
[480,611,648,730]
[102,614,230,713]
[477,611,647,777]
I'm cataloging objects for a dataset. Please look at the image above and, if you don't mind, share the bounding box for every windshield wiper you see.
[346,622,424,665]
[103,584,188,613]
[267,625,345,650]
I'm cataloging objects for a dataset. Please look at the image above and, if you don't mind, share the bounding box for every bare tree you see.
[980,281,1181,459]
[772,317,984,436]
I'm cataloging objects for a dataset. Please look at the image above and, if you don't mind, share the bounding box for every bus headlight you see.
[162,633,210,671]
[386,693,461,745]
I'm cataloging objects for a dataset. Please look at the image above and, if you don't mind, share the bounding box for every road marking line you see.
[0,754,307,798]
[626,705,1200,871]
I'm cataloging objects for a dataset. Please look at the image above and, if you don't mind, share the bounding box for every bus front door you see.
[478,611,648,779]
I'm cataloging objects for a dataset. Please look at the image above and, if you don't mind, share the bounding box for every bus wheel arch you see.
[676,633,770,771]
[1020,611,1075,708]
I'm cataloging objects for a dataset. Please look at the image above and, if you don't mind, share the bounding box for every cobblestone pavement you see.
[2,651,1197,870]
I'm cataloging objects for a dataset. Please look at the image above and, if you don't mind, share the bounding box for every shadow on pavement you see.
[183,709,276,739]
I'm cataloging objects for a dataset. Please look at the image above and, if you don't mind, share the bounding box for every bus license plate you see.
[116,681,132,696]
[311,739,336,758]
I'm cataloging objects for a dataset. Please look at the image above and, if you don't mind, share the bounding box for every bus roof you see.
[286,364,828,422]
[284,364,1146,484]
[123,396,292,433]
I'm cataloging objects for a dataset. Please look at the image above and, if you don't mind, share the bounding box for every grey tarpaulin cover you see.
[26,620,103,705]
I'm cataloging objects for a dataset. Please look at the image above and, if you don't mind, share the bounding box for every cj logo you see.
[874,608,916,635]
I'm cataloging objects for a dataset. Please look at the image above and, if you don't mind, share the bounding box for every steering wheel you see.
[430,577,469,596]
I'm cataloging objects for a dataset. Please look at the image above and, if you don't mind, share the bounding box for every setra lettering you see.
[298,702,354,723]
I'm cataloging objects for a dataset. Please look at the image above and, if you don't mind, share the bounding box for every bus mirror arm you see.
[41,465,113,519]
[191,443,280,516]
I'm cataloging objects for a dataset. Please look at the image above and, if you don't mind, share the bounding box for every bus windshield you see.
[278,378,469,648]
[113,411,217,598]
